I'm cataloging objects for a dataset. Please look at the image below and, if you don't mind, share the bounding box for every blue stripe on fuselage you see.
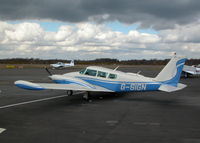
[52,79,95,89]
[52,76,161,92]
[77,77,161,92]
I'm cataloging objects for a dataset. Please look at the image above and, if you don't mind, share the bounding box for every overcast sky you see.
[0,0,200,59]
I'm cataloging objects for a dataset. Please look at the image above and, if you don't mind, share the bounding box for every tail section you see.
[155,56,187,86]
[70,60,74,66]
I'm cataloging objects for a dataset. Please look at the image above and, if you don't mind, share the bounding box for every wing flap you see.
[158,83,187,92]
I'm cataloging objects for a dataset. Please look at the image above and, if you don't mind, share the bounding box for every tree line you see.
[0,58,199,65]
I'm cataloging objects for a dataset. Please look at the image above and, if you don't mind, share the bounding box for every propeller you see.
[45,67,52,75]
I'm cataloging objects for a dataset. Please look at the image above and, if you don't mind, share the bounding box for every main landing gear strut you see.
[66,90,91,101]
[83,92,91,101]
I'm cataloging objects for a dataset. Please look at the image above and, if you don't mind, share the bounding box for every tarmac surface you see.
[0,66,200,143]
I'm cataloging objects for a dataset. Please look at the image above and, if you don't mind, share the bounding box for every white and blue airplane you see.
[15,56,187,99]
[182,64,200,78]
[50,60,74,69]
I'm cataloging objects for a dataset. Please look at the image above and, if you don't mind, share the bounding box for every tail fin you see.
[70,60,74,66]
[155,56,186,86]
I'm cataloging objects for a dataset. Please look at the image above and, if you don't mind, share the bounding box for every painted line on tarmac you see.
[134,122,160,126]
[0,128,6,134]
[0,92,83,109]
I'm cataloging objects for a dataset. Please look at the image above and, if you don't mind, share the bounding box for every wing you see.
[15,80,113,92]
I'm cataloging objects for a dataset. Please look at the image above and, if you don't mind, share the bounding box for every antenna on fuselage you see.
[137,71,141,74]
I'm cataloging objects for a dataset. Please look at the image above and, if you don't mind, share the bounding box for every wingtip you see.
[14,80,45,90]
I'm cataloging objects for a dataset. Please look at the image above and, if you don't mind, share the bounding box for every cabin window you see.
[79,68,86,74]
[85,69,97,76]
[97,71,108,78]
[108,73,117,79]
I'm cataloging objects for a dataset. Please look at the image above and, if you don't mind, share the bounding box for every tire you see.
[184,73,189,78]
[66,90,73,96]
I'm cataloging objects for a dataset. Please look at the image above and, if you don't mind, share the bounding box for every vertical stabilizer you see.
[155,56,186,86]
[70,60,74,66]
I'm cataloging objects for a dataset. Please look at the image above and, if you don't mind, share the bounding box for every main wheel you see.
[66,90,73,96]
[184,72,189,78]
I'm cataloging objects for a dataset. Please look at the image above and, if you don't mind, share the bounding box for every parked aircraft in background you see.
[50,60,74,69]
[15,56,187,100]
[182,64,200,77]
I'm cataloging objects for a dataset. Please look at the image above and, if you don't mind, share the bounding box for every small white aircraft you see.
[182,64,200,77]
[50,60,74,69]
[15,56,187,100]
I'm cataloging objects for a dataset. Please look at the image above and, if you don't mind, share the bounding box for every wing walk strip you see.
[0,92,83,110]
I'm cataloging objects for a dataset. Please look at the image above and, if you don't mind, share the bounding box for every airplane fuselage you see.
[50,61,74,69]
[50,69,161,92]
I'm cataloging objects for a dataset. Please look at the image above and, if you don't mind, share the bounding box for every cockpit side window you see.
[97,71,108,78]
[79,68,86,74]
[85,69,97,76]
[108,73,117,79]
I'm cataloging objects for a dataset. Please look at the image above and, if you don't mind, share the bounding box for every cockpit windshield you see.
[79,68,117,79]
[79,68,86,74]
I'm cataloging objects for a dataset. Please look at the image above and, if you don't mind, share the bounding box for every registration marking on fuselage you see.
[120,83,147,91]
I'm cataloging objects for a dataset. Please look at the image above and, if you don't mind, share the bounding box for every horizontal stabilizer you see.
[158,83,187,92]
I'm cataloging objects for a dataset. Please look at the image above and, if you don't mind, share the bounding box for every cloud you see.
[0,21,161,59]
[1,0,200,29]
[0,21,200,59]
[160,21,200,43]
[5,22,44,42]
